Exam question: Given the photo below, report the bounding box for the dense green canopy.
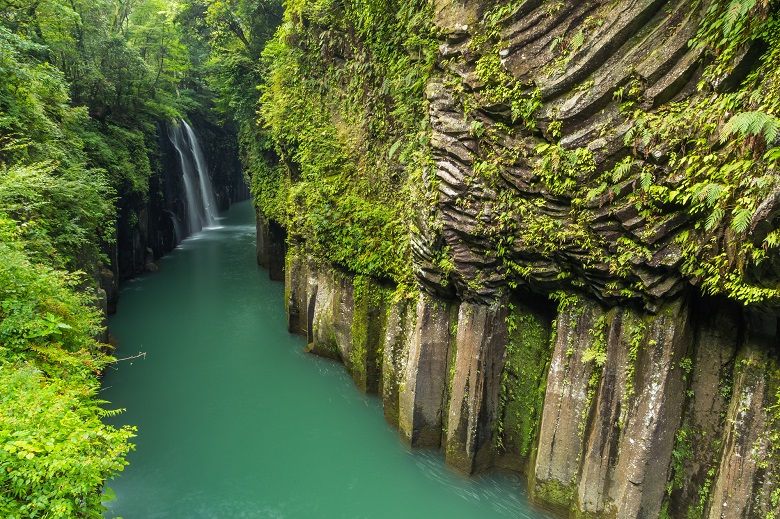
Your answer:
[0,0,280,515]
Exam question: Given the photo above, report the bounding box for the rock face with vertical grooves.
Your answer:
[253,0,780,517]
[445,301,508,473]
[268,241,780,518]
[707,312,780,519]
[399,293,455,447]
[533,299,602,512]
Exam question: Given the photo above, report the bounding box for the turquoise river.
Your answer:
[101,200,551,519]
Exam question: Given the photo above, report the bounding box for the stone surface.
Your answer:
[382,298,417,427]
[256,210,270,269]
[285,249,309,336]
[576,307,634,515]
[707,310,779,519]
[534,298,604,513]
[667,298,739,518]
[307,265,353,362]
[445,301,509,473]
[275,235,780,518]
[416,0,734,311]
[398,293,455,447]
[606,299,692,518]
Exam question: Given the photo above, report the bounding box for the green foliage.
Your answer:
[579,312,607,439]
[496,304,552,460]
[621,317,645,424]
[693,0,777,80]
[618,6,780,305]
[535,144,595,197]
[721,111,780,144]
[255,0,436,283]
[582,314,607,367]
[666,422,694,495]
[0,364,134,519]
[0,225,134,516]
[0,1,198,512]
[0,162,114,270]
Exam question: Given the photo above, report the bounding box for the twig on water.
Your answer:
[110,351,147,363]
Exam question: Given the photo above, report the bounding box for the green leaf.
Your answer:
[706,205,725,231]
[720,111,780,144]
[388,139,402,159]
[731,206,753,233]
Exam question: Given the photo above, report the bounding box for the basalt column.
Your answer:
[399,294,456,447]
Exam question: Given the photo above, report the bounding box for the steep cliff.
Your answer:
[253,1,780,517]
[112,120,246,295]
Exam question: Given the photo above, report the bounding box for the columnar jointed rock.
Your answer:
[667,299,739,518]
[445,300,509,473]
[382,299,417,427]
[575,307,635,514]
[421,0,775,311]
[707,311,780,519]
[263,0,780,517]
[399,293,456,447]
[605,299,692,518]
[534,298,604,512]
[533,298,694,517]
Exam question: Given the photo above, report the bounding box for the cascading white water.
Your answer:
[168,120,218,236]
[182,121,218,228]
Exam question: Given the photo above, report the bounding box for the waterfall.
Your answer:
[181,120,219,227]
[168,120,218,236]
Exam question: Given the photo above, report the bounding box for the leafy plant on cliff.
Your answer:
[255,0,437,283]
[0,0,202,510]
[620,0,780,305]
[0,214,134,517]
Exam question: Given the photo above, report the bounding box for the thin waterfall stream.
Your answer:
[168,121,219,236]
[101,201,552,519]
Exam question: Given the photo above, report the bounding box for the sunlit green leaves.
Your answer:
[0,364,134,519]
[720,111,780,144]
[254,0,434,283]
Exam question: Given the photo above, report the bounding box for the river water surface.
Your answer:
[102,201,551,519]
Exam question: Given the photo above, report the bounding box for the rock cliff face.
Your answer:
[253,0,780,517]
[111,120,247,308]
[259,239,779,518]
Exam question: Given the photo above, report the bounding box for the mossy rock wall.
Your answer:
[268,238,780,518]
[252,0,780,516]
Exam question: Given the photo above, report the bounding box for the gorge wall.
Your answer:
[251,0,780,517]
[259,233,779,518]
[107,119,247,312]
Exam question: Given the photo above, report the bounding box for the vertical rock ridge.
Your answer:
[707,311,780,519]
[533,297,604,513]
[277,245,780,518]
[607,299,692,518]
[382,298,417,427]
[576,307,634,515]
[445,300,509,473]
[399,293,456,447]
[667,298,739,518]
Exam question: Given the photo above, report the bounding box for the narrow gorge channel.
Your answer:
[101,201,550,519]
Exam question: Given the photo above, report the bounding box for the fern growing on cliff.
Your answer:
[720,111,780,144]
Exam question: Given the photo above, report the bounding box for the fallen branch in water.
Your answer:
[110,351,147,363]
